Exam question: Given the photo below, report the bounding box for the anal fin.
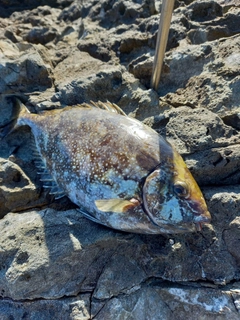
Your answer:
[77,209,107,226]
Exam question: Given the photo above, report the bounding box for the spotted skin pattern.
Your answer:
[16,101,211,234]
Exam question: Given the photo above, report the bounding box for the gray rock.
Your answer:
[144,106,240,186]
[159,34,240,116]
[0,0,240,318]
[0,158,40,218]
[93,283,240,320]
[187,1,223,22]
[184,144,240,186]
[0,40,53,94]
[223,217,240,266]
[163,107,235,153]
[58,1,83,22]
[0,190,239,299]
[0,294,91,320]
[23,26,59,45]
[222,112,240,130]
[0,209,119,300]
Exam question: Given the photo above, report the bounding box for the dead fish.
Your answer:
[12,98,211,234]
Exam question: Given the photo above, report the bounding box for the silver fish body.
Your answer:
[15,100,211,234]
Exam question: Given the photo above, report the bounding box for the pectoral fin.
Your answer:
[95,198,140,213]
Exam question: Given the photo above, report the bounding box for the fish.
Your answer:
[10,98,211,234]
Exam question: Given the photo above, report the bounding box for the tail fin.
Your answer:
[0,96,30,139]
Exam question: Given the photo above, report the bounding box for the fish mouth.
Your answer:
[195,222,202,232]
[193,211,211,232]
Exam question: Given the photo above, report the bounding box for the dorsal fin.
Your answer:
[81,101,127,116]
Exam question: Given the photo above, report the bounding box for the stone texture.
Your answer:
[0,0,239,318]
[92,284,240,320]
[0,40,53,95]
[0,158,40,218]
[0,294,91,320]
[0,209,118,300]
[161,35,240,116]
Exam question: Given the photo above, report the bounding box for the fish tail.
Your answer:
[0,96,30,139]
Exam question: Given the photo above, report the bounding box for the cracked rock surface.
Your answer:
[0,0,240,319]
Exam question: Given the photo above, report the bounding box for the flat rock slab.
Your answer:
[0,208,240,319]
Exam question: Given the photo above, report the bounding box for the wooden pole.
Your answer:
[151,0,175,91]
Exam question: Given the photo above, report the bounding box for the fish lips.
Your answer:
[188,198,211,231]
[193,211,211,231]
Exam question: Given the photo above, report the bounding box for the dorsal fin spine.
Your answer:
[86,100,127,116]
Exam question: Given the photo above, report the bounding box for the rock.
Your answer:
[0,209,119,300]
[92,283,240,320]
[184,143,240,186]
[58,1,83,22]
[0,0,240,318]
[92,284,173,319]
[0,1,68,19]
[53,64,124,105]
[24,26,58,45]
[222,112,240,130]
[163,107,234,153]
[144,107,240,186]
[2,284,239,320]
[93,253,146,300]
[0,294,91,320]
[0,40,53,94]
[53,48,117,87]
[223,218,240,266]
[187,1,223,22]
[0,196,238,295]
[0,157,43,218]
[188,8,240,44]
[157,43,213,96]
[204,186,240,234]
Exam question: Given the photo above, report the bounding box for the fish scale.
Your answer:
[14,98,211,234]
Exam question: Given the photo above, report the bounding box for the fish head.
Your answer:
[142,148,211,233]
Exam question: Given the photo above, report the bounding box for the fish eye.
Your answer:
[174,181,189,198]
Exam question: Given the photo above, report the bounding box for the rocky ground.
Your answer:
[0,0,240,319]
